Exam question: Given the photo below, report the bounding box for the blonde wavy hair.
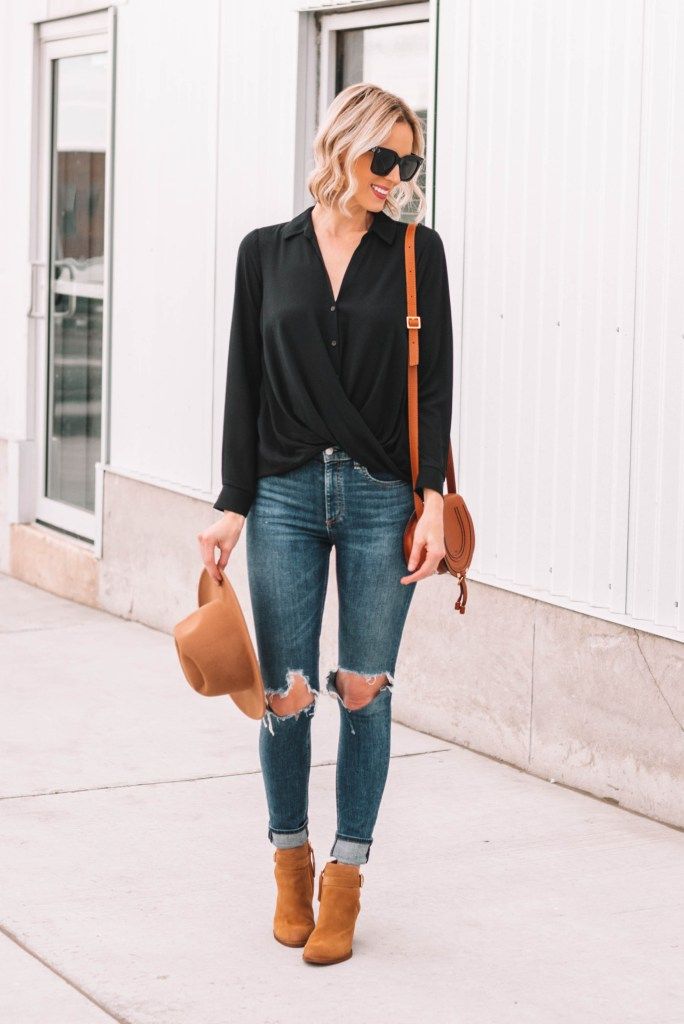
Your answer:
[306,83,427,223]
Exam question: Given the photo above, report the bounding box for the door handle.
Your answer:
[28,259,47,319]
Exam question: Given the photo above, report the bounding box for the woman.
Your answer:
[198,83,453,965]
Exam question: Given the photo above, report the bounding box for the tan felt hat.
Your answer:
[173,567,266,719]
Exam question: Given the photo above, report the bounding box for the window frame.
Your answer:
[294,2,434,224]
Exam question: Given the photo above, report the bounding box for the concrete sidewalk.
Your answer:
[0,571,682,1024]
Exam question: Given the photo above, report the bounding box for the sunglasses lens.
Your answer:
[399,157,421,181]
[370,148,395,176]
[371,148,422,181]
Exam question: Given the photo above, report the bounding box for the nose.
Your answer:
[387,163,402,184]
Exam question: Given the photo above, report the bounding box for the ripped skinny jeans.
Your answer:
[245,445,418,865]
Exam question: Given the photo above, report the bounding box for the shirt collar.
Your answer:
[282,203,398,245]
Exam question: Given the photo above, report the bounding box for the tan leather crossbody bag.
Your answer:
[401,221,475,614]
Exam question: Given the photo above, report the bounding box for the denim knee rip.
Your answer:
[325,666,395,735]
[262,668,319,736]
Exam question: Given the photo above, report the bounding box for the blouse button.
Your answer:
[330,304,336,311]
[331,339,337,346]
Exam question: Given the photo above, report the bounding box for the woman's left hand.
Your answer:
[400,489,445,584]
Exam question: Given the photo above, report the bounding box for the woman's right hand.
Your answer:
[197,511,246,583]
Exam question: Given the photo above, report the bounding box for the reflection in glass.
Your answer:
[47,297,103,510]
[47,52,107,512]
[336,22,429,220]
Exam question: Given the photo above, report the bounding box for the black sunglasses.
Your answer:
[369,145,424,182]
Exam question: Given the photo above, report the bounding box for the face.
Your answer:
[352,120,416,212]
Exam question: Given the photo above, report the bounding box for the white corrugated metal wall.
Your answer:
[106,0,301,506]
[0,0,681,645]
[627,0,684,634]
[457,0,683,641]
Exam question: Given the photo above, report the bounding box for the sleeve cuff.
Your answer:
[212,483,254,516]
[414,463,445,496]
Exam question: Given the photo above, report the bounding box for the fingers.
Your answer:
[400,537,444,584]
[401,561,439,584]
[197,531,226,583]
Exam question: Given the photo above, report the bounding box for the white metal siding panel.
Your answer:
[0,7,33,439]
[461,0,643,613]
[109,0,300,498]
[628,0,684,632]
[109,0,220,492]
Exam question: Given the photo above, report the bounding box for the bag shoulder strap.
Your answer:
[404,221,457,508]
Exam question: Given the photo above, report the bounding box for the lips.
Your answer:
[371,183,389,198]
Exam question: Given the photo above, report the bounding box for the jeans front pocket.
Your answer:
[352,460,407,486]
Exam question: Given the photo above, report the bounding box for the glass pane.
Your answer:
[47,296,103,511]
[336,22,430,220]
[47,52,107,512]
[52,53,107,286]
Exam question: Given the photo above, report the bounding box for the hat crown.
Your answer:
[172,569,265,717]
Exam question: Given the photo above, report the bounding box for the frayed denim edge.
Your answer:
[262,668,320,736]
[325,666,395,736]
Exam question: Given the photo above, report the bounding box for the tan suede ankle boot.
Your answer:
[302,859,364,965]
[272,840,316,947]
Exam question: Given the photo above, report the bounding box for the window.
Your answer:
[312,3,432,222]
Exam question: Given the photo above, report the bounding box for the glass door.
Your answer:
[33,12,113,542]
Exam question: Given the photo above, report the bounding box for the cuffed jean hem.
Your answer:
[330,835,373,865]
[268,824,309,849]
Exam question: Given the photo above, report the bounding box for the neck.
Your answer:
[312,202,373,237]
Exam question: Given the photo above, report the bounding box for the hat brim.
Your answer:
[197,568,266,719]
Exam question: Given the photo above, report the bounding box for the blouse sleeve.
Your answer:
[213,228,263,516]
[413,226,454,497]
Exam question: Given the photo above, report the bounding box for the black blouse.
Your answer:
[213,203,454,516]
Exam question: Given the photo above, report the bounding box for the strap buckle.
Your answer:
[406,315,421,329]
